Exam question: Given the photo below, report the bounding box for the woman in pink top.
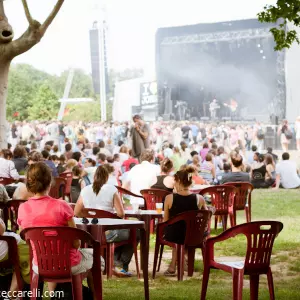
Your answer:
[18,162,102,298]
[199,142,209,162]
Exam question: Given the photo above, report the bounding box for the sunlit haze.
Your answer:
[5,0,275,75]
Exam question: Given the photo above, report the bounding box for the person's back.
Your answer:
[151,175,173,192]
[221,172,250,183]
[276,156,300,189]
[169,193,198,218]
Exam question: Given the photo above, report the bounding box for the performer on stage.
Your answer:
[209,99,220,120]
[224,99,238,119]
[175,100,187,120]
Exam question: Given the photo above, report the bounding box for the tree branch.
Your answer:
[21,0,34,26]
[40,0,64,35]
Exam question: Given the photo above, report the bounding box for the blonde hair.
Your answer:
[65,159,77,171]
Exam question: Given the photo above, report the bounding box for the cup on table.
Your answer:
[156,203,163,214]
[132,203,139,213]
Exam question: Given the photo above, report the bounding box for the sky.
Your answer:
[4,0,276,76]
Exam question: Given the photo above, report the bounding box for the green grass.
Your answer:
[44,190,300,299]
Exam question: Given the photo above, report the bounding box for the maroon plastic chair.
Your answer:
[80,208,140,279]
[223,182,254,226]
[60,172,73,201]
[0,236,23,297]
[0,177,15,185]
[201,221,283,300]
[140,189,172,234]
[21,226,102,300]
[0,202,9,229]
[153,210,212,281]
[7,200,27,232]
[116,186,144,204]
[49,177,66,199]
[200,185,236,232]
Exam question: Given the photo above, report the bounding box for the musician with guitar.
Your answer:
[209,99,220,120]
[223,99,238,119]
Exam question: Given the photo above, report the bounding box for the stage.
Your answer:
[154,18,293,122]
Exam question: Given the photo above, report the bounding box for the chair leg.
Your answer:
[267,268,275,300]
[177,245,185,281]
[107,244,114,279]
[214,216,218,230]
[153,238,160,279]
[222,215,228,231]
[157,245,164,272]
[72,274,83,300]
[229,211,235,228]
[150,220,154,234]
[232,269,244,300]
[200,265,210,300]
[133,242,140,279]
[30,272,39,300]
[250,274,260,300]
[245,207,250,223]
[187,248,195,277]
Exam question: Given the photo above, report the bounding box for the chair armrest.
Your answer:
[0,235,20,265]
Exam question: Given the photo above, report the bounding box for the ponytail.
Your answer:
[93,166,109,195]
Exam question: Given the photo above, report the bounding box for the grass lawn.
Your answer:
[101,189,300,300]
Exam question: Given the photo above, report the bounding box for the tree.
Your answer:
[27,84,59,120]
[258,1,300,50]
[0,0,65,148]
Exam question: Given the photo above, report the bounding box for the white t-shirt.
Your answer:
[126,161,158,205]
[276,160,300,189]
[80,184,117,212]
[85,166,97,184]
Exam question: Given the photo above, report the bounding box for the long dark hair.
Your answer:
[93,166,109,195]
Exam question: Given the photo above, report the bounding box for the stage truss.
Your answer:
[160,27,286,119]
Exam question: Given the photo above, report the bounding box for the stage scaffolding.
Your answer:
[159,26,286,119]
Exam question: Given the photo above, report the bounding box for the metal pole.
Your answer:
[98,20,107,121]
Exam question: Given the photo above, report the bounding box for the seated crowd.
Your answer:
[0,132,299,297]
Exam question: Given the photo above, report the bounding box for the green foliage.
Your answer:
[63,102,101,122]
[258,1,300,50]
[27,84,60,120]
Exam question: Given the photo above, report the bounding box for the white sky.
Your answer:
[5,0,276,75]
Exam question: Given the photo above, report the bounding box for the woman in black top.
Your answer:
[163,165,207,276]
[151,158,174,192]
[251,154,267,188]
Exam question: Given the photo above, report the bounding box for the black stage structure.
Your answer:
[155,19,286,122]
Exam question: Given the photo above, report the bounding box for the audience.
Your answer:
[41,150,58,177]
[12,145,28,174]
[0,149,20,180]
[151,158,175,192]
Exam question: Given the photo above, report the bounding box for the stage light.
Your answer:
[260,50,264,53]
[263,56,266,59]
[257,44,261,47]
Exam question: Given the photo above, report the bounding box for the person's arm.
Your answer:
[265,165,272,180]
[163,194,172,222]
[136,125,149,140]
[0,219,6,235]
[113,192,125,218]
[67,218,81,249]
[74,196,85,217]
[211,165,216,179]
[197,195,207,210]
[274,174,281,189]
[9,161,20,180]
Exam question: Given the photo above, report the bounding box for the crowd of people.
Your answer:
[0,115,300,296]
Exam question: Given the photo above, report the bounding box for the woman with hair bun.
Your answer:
[163,165,207,276]
[151,158,174,192]
[75,165,135,276]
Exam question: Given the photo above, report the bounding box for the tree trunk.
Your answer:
[0,60,10,149]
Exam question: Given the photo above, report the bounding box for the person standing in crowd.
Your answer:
[130,115,150,162]
[295,116,300,151]
[278,119,292,152]
[275,152,300,189]
[254,122,264,152]
[58,121,66,151]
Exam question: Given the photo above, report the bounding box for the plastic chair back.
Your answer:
[80,208,120,220]
[115,186,144,199]
[140,189,172,210]
[49,177,66,199]
[0,178,14,185]
[223,182,253,210]
[200,185,236,214]
[21,226,99,280]
[60,172,73,195]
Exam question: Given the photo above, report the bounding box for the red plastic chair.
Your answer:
[0,178,15,185]
[21,226,102,300]
[201,221,283,300]
[7,200,27,232]
[80,208,140,279]
[0,202,9,229]
[0,235,23,296]
[200,185,236,232]
[223,182,254,226]
[60,172,73,201]
[140,189,172,234]
[153,210,212,281]
[115,186,144,208]
[49,177,66,199]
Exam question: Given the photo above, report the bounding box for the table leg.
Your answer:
[140,227,149,300]
[140,215,151,272]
